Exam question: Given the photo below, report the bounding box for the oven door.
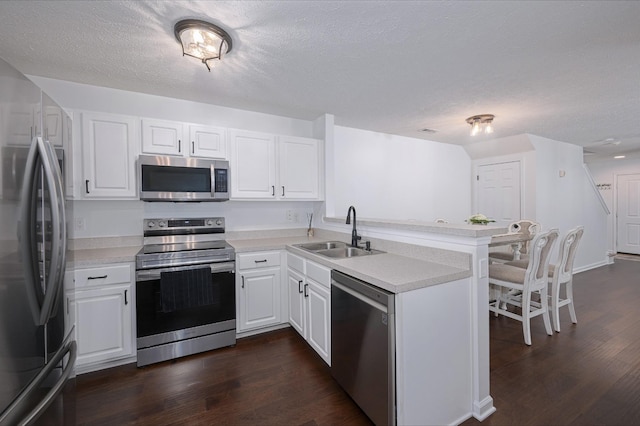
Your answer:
[135,262,235,366]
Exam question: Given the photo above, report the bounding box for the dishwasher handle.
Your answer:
[332,280,388,313]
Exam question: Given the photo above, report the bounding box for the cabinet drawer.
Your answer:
[287,253,305,274]
[237,251,281,270]
[74,264,132,289]
[306,261,331,288]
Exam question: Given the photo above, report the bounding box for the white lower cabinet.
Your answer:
[287,253,331,365]
[65,263,135,373]
[236,251,283,332]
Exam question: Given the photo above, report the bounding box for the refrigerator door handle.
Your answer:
[41,138,67,323]
[18,137,44,325]
[0,328,77,426]
[17,137,66,326]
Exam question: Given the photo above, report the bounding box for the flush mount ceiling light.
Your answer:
[466,114,495,136]
[174,19,232,71]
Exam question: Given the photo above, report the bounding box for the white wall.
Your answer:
[70,200,321,239]
[529,135,608,270]
[329,126,471,222]
[28,76,314,137]
[586,156,640,254]
[468,134,608,271]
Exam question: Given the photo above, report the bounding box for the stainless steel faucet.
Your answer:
[345,205,361,247]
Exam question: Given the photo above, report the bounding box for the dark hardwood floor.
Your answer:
[71,259,640,426]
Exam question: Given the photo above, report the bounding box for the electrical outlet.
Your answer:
[286,210,298,223]
[75,217,86,231]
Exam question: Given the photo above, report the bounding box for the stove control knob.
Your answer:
[147,221,155,228]
[216,219,223,226]
[158,221,166,228]
[206,219,214,226]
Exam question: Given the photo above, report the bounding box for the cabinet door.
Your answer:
[69,284,133,367]
[287,268,306,337]
[81,112,138,198]
[189,125,227,159]
[278,135,321,199]
[141,118,184,155]
[238,267,281,331]
[306,279,331,365]
[229,129,276,199]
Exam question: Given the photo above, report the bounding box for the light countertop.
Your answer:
[68,246,141,268]
[68,235,472,294]
[229,236,471,294]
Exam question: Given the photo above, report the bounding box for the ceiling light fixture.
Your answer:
[614,155,626,159]
[174,19,232,71]
[466,114,495,136]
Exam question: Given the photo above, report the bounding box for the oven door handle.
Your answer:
[136,261,235,282]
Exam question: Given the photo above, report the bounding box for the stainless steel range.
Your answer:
[135,217,236,367]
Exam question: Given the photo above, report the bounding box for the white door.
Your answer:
[81,112,138,198]
[70,285,132,367]
[278,136,321,199]
[238,267,281,331]
[189,125,227,159]
[477,161,521,226]
[141,118,184,155]
[229,129,276,198]
[617,173,640,254]
[306,279,331,365]
[287,269,306,337]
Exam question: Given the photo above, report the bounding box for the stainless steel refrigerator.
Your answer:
[0,57,76,425]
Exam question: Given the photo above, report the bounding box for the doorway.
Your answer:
[476,161,522,227]
[616,173,640,255]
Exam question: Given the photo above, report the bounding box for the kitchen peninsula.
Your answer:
[230,218,504,425]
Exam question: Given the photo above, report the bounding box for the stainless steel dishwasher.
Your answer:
[331,270,395,426]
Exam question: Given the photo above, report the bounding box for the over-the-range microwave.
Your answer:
[138,154,229,202]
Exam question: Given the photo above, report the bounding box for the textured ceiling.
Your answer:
[0,1,639,159]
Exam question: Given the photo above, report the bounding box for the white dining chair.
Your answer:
[507,226,584,332]
[489,228,559,345]
[489,220,540,263]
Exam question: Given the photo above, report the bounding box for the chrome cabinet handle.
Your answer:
[192,141,195,154]
[271,186,275,196]
[178,140,181,152]
[87,275,108,280]
[85,179,90,194]
[241,276,245,289]
[254,259,267,264]
[304,283,309,298]
[124,289,128,305]
[298,280,303,294]
[282,186,285,196]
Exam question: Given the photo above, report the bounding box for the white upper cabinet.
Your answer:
[81,112,138,199]
[229,129,323,200]
[141,119,227,159]
[278,135,321,200]
[189,124,227,159]
[229,129,277,198]
[141,118,184,156]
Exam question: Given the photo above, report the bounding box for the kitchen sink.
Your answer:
[315,246,385,258]
[295,240,384,258]
[296,241,348,251]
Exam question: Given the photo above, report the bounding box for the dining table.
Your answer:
[489,232,533,261]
